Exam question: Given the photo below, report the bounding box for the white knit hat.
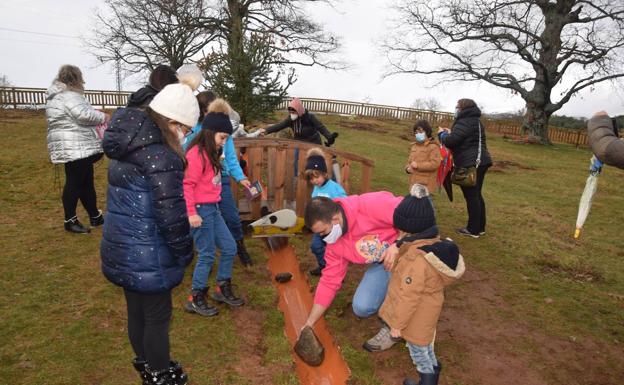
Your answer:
[149,82,199,127]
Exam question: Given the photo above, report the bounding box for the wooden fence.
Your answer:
[0,86,590,146]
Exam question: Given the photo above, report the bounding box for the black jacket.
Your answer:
[126,85,159,109]
[100,108,193,294]
[441,106,492,168]
[266,110,333,144]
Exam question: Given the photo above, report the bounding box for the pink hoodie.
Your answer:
[183,145,222,216]
[313,191,403,307]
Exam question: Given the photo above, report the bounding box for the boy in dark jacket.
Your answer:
[265,98,338,145]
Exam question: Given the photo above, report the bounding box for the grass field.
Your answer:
[1,109,623,385]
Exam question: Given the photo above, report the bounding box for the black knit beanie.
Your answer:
[202,112,233,134]
[393,184,436,234]
[305,155,327,173]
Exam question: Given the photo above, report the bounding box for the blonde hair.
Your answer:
[207,98,231,115]
[306,147,325,158]
[304,169,327,181]
[55,64,84,93]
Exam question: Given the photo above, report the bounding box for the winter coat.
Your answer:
[126,85,159,109]
[380,237,465,346]
[100,107,193,294]
[441,106,492,168]
[406,139,442,193]
[45,81,106,164]
[587,115,624,169]
[314,192,403,307]
[266,110,333,144]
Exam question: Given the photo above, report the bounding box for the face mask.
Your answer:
[415,132,427,143]
[323,223,343,244]
[290,113,299,121]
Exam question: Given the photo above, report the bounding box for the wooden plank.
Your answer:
[273,149,287,210]
[285,149,295,201]
[361,164,372,193]
[295,152,309,217]
[341,161,351,194]
[267,147,276,200]
[248,147,263,218]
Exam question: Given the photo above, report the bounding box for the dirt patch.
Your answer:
[489,160,537,173]
[337,120,388,134]
[535,254,604,283]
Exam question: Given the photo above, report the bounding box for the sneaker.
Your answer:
[184,288,219,317]
[456,228,480,238]
[363,325,401,352]
[90,210,104,227]
[212,279,245,307]
[479,231,486,236]
[64,216,90,234]
[308,266,324,276]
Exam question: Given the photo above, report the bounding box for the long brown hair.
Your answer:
[146,108,187,167]
[55,64,85,93]
[196,91,217,122]
[186,128,221,175]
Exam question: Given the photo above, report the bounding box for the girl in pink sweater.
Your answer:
[183,99,245,317]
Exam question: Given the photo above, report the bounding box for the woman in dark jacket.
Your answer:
[265,98,338,145]
[101,80,199,385]
[439,99,493,238]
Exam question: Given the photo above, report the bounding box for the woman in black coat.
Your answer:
[439,99,493,238]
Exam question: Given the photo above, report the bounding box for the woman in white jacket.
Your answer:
[46,65,108,233]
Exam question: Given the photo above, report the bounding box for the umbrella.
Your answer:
[437,145,453,201]
[574,156,602,239]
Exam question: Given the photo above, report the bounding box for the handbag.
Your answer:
[451,121,482,187]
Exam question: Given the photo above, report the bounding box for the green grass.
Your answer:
[1,110,624,384]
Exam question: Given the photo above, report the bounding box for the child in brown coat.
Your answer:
[379,184,465,385]
[405,120,442,194]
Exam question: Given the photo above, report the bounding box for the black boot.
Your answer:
[184,288,219,317]
[236,239,253,266]
[90,210,104,227]
[132,357,149,385]
[403,371,438,385]
[146,362,188,385]
[212,279,245,307]
[433,361,442,384]
[64,216,90,234]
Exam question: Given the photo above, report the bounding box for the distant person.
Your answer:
[265,98,338,145]
[101,78,199,384]
[587,111,624,169]
[405,119,442,194]
[438,98,492,238]
[45,64,108,234]
[126,64,178,109]
[303,148,347,276]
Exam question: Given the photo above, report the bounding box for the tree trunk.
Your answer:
[523,103,552,144]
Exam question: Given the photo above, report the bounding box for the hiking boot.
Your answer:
[90,210,104,227]
[184,288,219,317]
[363,324,401,352]
[403,371,438,385]
[64,216,90,234]
[455,228,479,238]
[236,239,253,267]
[309,266,324,276]
[212,279,245,307]
[132,357,149,385]
[146,362,188,385]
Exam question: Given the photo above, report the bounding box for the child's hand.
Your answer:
[240,179,252,189]
[189,215,202,228]
[410,161,418,170]
[381,243,399,271]
[390,327,402,338]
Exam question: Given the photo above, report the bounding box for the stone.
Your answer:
[294,326,324,367]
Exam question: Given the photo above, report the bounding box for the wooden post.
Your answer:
[273,149,286,210]
[361,164,372,193]
[12,87,17,109]
[341,161,351,194]
[285,149,295,201]
[248,147,263,218]
[295,153,309,217]
[575,130,582,148]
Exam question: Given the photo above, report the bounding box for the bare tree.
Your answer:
[385,0,624,143]
[88,0,219,73]
[0,74,11,87]
[411,96,441,111]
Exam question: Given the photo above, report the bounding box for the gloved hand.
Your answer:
[590,155,603,174]
[324,132,339,147]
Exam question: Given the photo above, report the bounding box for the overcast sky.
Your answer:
[1,0,623,117]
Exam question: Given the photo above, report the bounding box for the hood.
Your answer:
[289,98,305,116]
[456,105,481,120]
[420,239,465,280]
[103,108,163,160]
[127,85,159,108]
[47,81,68,100]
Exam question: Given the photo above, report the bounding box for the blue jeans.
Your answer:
[352,263,391,318]
[191,203,237,289]
[219,176,243,241]
[407,342,437,374]
[310,234,326,268]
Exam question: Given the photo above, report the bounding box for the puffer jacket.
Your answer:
[45,81,106,164]
[587,115,624,169]
[441,106,492,168]
[380,237,465,346]
[406,139,442,193]
[265,110,333,144]
[100,108,193,294]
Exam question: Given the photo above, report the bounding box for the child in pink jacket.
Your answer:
[301,191,404,348]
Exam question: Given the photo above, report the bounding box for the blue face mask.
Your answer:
[415,132,427,143]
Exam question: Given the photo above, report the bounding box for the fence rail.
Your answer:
[0,86,589,146]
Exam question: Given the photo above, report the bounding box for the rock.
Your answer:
[294,326,325,366]
[275,272,292,283]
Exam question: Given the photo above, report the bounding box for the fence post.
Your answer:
[575,130,582,149]
[12,87,17,109]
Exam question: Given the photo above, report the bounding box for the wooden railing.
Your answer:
[0,86,591,146]
[232,137,374,219]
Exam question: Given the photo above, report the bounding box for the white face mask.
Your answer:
[323,223,343,244]
[290,113,299,121]
[415,132,427,143]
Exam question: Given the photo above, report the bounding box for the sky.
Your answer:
[1,0,623,117]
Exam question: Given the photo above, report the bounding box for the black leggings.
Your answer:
[459,165,489,234]
[62,153,102,220]
[124,289,172,371]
